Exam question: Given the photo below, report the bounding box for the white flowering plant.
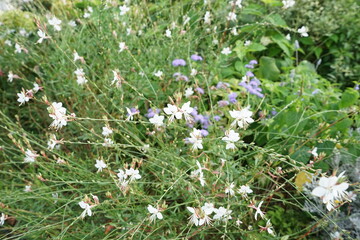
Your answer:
[0,0,359,239]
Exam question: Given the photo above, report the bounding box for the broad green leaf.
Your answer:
[259,56,280,80]
[247,43,267,52]
[339,88,359,108]
[266,14,288,27]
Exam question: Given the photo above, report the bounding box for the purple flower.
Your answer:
[213,115,221,121]
[200,129,209,137]
[173,72,189,82]
[239,78,264,98]
[312,89,320,95]
[271,108,277,116]
[249,60,258,65]
[191,54,203,61]
[245,64,254,69]
[354,84,359,90]
[127,107,140,117]
[218,100,229,107]
[195,87,205,94]
[216,82,230,89]
[145,108,161,118]
[228,92,237,104]
[172,59,186,66]
[246,71,255,77]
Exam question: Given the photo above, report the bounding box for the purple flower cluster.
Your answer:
[228,92,237,104]
[195,87,205,94]
[191,54,203,61]
[173,72,189,82]
[189,108,211,129]
[218,100,229,107]
[238,60,264,98]
[127,107,140,116]
[239,77,264,98]
[172,59,186,67]
[216,82,230,89]
[213,115,221,121]
[245,60,258,69]
[145,108,161,118]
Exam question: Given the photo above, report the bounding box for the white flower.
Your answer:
[190,161,206,186]
[15,43,22,54]
[183,15,190,25]
[260,219,275,236]
[185,88,194,98]
[36,30,50,44]
[149,114,165,127]
[17,91,29,106]
[221,47,232,55]
[285,34,291,40]
[282,0,295,9]
[48,16,62,31]
[187,206,212,226]
[238,185,253,197]
[117,169,127,182]
[119,5,130,15]
[125,168,141,182]
[311,172,349,211]
[311,147,318,158]
[126,107,138,121]
[111,70,123,87]
[47,134,61,150]
[202,203,215,215]
[204,11,211,24]
[24,149,38,163]
[24,185,32,192]
[73,51,84,63]
[79,201,92,218]
[163,101,194,123]
[48,102,68,130]
[165,29,172,38]
[102,126,113,136]
[68,20,77,27]
[222,130,240,149]
[231,27,238,36]
[33,83,40,93]
[8,71,19,82]
[187,128,203,151]
[297,26,309,37]
[147,205,163,223]
[191,68,198,76]
[0,213,6,226]
[244,40,252,46]
[253,201,265,220]
[95,160,107,172]
[229,107,254,129]
[19,28,28,37]
[213,207,232,221]
[225,182,236,196]
[119,42,127,52]
[154,70,163,78]
[74,68,88,85]
[227,12,237,21]
[102,138,114,147]
[5,40,12,46]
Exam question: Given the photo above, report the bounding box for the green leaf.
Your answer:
[242,4,265,16]
[339,88,359,108]
[271,33,291,57]
[265,14,287,27]
[290,146,311,164]
[259,56,280,80]
[234,61,244,72]
[234,40,246,61]
[247,43,267,52]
